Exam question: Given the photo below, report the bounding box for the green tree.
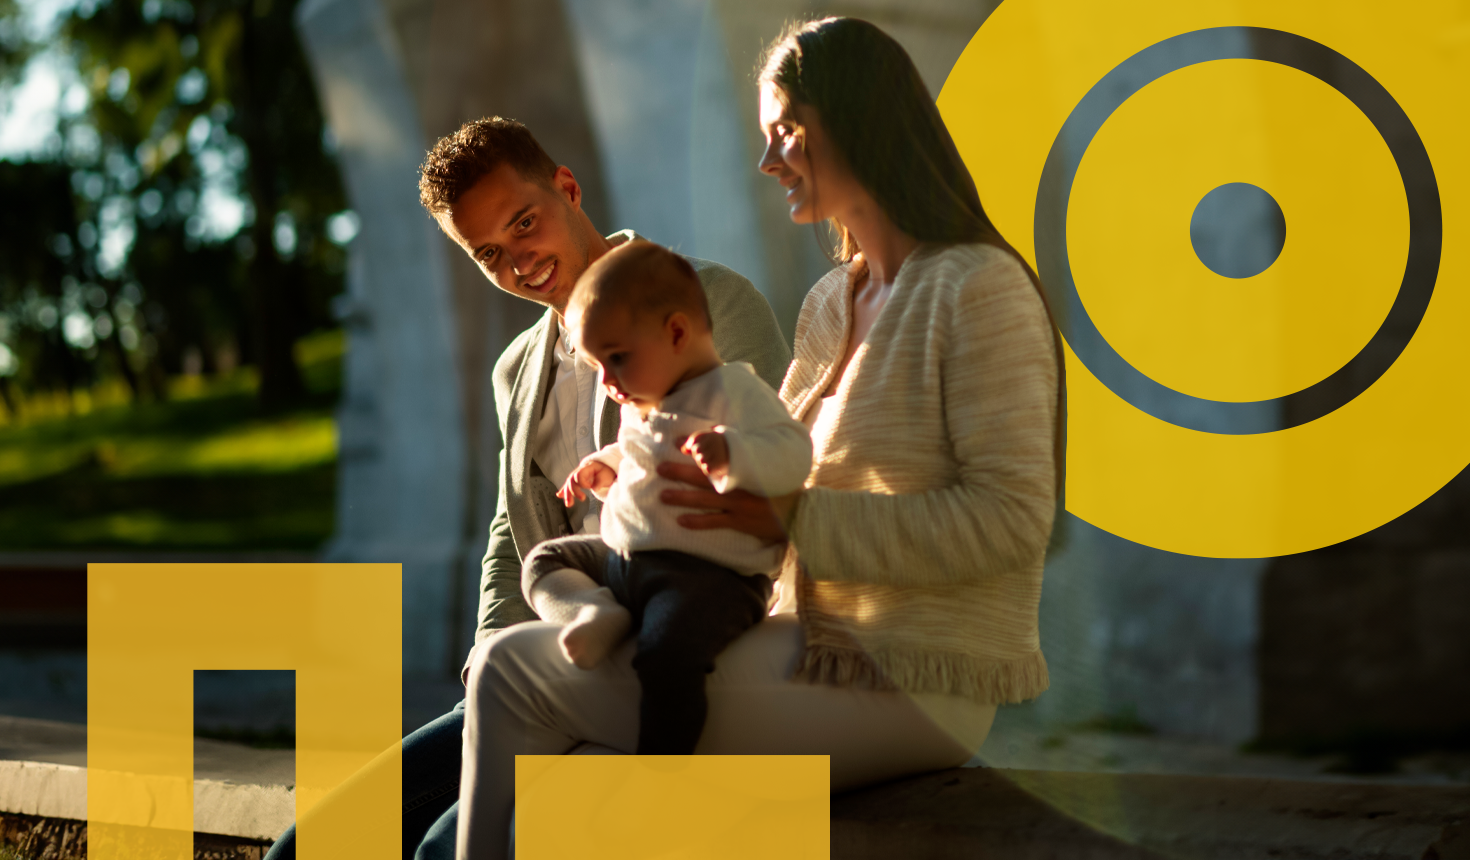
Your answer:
[0,0,349,410]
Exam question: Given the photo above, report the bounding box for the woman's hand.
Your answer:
[656,462,798,546]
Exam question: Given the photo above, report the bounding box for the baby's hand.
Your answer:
[558,456,617,506]
[681,430,730,482]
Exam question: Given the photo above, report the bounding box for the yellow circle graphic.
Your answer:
[1073,59,1406,402]
[939,1,1470,557]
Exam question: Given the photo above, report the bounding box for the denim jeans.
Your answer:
[262,700,464,860]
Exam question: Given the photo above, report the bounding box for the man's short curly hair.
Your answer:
[418,117,558,216]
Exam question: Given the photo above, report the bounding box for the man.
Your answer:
[264,117,789,860]
[420,118,789,650]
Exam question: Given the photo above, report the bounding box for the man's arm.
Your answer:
[472,330,541,650]
[476,447,536,644]
[691,258,792,390]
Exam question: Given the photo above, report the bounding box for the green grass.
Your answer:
[0,329,344,551]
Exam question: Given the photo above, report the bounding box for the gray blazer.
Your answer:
[475,233,791,646]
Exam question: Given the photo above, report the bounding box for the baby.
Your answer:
[519,240,812,755]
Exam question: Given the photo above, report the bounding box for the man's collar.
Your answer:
[545,229,643,334]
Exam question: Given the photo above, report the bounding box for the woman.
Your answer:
[456,17,1062,859]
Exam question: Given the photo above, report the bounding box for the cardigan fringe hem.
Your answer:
[792,643,1050,704]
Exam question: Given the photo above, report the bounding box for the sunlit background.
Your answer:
[0,1,1467,856]
[0,0,356,552]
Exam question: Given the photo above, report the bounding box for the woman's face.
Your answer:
[757,83,864,225]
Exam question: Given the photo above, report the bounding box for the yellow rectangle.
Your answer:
[88,563,401,860]
[516,754,829,860]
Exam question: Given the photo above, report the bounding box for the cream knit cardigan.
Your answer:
[780,242,1058,704]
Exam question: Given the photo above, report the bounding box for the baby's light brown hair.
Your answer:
[568,240,713,331]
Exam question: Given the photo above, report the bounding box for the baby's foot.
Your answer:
[559,602,632,669]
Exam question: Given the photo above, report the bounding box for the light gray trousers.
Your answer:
[455,614,997,860]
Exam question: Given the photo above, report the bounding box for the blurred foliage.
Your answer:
[0,0,29,83]
[0,328,342,549]
[0,0,351,412]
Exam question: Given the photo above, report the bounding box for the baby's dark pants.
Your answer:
[523,535,772,754]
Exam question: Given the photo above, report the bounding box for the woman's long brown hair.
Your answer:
[759,16,1068,504]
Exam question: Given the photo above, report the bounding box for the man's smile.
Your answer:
[523,260,557,293]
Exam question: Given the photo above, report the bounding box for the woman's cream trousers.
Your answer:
[455,614,997,860]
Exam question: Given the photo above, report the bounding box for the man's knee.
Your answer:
[466,622,563,697]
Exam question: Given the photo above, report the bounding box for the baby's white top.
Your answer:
[592,363,813,574]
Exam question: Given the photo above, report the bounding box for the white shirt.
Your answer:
[532,321,603,535]
[590,363,812,574]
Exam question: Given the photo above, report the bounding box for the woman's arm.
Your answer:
[793,258,1058,586]
[663,252,1058,587]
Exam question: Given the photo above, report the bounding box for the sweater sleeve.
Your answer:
[715,368,813,497]
[790,253,1058,588]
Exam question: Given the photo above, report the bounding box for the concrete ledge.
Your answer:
[193,780,293,843]
[1,715,294,843]
[0,761,86,821]
[0,760,293,842]
[6,708,1468,860]
[833,767,1470,859]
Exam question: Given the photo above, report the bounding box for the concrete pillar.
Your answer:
[380,0,615,670]
[295,0,467,679]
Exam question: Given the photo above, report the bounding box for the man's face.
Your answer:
[440,163,593,313]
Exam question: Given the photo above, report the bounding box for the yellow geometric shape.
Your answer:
[88,563,401,860]
[1070,58,1407,402]
[517,755,829,860]
[940,0,1470,557]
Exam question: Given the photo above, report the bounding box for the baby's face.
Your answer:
[571,304,689,417]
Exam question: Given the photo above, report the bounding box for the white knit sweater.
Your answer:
[781,242,1059,703]
[594,363,812,574]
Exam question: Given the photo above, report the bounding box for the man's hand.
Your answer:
[680,430,730,482]
[558,455,617,506]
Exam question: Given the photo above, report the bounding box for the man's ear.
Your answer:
[551,165,581,210]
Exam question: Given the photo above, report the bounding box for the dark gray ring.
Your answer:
[1034,26,1442,435]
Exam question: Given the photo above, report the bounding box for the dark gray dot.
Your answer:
[1190,182,1287,279]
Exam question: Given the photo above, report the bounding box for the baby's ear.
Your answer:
[666,311,691,350]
